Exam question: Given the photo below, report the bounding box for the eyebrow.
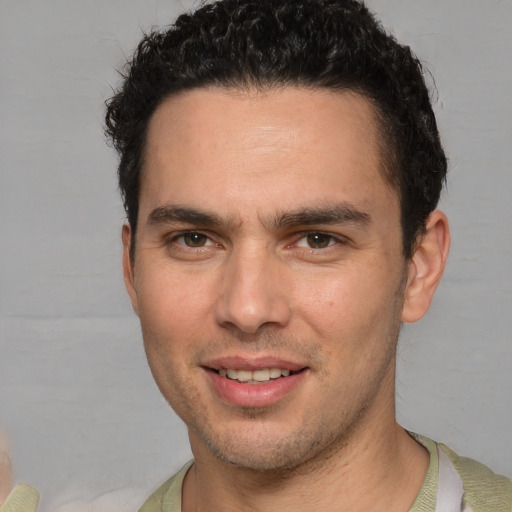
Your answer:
[270,203,371,230]
[147,205,223,227]
[147,202,371,231]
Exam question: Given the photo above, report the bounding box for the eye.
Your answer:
[163,230,223,260]
[177,232,211,248]
[296,232,337,249]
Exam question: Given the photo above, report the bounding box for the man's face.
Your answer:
[124,87,411,471]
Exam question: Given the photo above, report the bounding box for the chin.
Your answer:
[210,444,314,472]
[193,419,344,473]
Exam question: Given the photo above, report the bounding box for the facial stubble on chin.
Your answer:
[187,322,403,475]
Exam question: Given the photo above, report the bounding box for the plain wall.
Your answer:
[1,1,510,510]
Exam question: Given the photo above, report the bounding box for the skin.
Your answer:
[0,433,12,505]
[123,87,450,511]
[0,433,39,512]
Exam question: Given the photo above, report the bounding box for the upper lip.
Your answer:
[202,355,307,372]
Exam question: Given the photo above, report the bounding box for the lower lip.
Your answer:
[205,369,308,408]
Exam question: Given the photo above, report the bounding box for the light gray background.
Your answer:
[1,1,510,510]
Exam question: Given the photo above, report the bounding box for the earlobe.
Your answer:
[122,223,140,316]
[401,210,450,323]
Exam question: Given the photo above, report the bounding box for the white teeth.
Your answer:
[252,369,270,382]
[218,368,294,382]
[236,370,252,382]
[269,368,282,378]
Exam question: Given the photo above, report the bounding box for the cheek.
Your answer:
[292,264,401,338]
[136,270,209,396]
[297,283,350,334]
[136,266,217,347]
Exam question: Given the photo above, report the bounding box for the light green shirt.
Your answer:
[138,435,512,512]
[0,484,39,512]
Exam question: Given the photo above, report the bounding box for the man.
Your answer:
[104,0,511,511]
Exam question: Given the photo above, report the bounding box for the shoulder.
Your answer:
[438,442,512,512]
[138,461,193,512]
[409,432,511,512]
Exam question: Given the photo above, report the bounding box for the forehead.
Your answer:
[141,87,397,222]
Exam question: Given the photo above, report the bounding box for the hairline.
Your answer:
[130,83,406,260]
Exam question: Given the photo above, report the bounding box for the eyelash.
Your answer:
[167,231,218,250]
[166,230,347,252]
[294,232,342,250]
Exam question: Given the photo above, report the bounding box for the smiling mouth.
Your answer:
[212,368,305,384]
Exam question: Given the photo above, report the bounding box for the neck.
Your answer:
[183,379,428,512]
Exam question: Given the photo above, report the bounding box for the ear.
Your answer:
[122,223,140,316]
[401,210,450,323]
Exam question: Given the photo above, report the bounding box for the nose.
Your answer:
[214,246,292,335]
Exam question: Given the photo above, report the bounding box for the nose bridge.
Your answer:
[215,240,291,334]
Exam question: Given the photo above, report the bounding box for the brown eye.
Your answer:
[305,233,334,249]
[182,232,208,247]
